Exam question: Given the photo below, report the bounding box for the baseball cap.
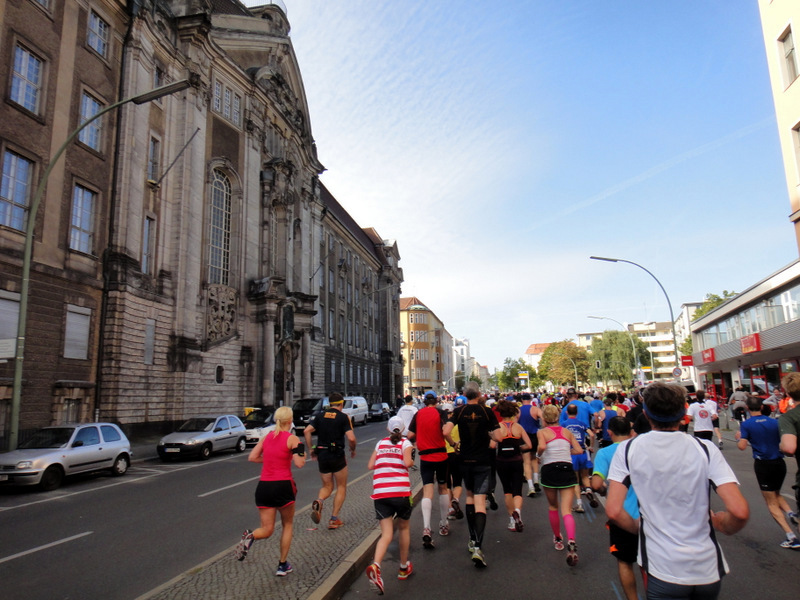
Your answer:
[388,416,405,433]
[424,390,437,400]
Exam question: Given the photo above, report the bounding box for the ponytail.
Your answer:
[390,430,403,444]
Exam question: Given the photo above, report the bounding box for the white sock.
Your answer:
[533,473,539,483]
[438,494,450,521]
[421,497,432,529]
[527,479,534,489]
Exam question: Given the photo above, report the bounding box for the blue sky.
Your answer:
[251,1,796,372]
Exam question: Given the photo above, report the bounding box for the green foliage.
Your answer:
[538,341,589,388]
[692,291,737,321]
[588,330,650,387]
[495,357,539,392]
[679,336,693,357]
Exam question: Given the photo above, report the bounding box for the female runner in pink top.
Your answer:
[537,404,584,567]
[234,406,305,577]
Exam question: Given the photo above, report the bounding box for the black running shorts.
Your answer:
[255,479,297,508]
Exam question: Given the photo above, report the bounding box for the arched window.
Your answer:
[208,169,231,285]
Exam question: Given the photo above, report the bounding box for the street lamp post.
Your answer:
[588,315,640,378]
[589,256,680,375]
[9,79,192,450]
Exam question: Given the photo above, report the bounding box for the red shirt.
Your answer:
[408,406,447,462]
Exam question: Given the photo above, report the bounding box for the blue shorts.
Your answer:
[571,452,593,472]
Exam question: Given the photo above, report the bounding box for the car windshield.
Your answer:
[244,412,266,424]
[19,427,75,449]
[294,399,318,411]
[177,418,215,432]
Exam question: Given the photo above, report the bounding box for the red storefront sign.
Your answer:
[702,348,716,364]
[741,333,762,354]
[681,355,694,367]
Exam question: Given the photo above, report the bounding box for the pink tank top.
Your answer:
[260,430,293,481]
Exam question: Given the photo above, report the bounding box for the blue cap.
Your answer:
[424,390,437,399]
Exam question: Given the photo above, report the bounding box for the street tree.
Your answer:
[496,357,539,392]
[538,341,589,389]
[588,330,651,389]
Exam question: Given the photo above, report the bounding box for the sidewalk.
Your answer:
[130,433,422,600]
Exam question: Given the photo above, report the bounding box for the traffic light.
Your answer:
[595,360,601,369]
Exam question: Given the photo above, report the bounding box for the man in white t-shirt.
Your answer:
[687,389,719,443]
[396,395,419,435]
[606,382,749,599]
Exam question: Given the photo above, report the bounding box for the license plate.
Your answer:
[165,448,180,453]
[0,474,8,481]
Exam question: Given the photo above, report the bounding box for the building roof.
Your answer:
[524,343,551,355]
[320,182,383,265]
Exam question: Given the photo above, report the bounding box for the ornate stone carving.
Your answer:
[206,284,238,344]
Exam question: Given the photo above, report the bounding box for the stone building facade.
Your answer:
[0,0,403,444]
[0,0,130,444]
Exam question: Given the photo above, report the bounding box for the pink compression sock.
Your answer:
[548,509,561,537]
[563,513,576,540]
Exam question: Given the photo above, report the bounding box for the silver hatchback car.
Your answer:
[157,415,247,460]
[0,423,132,491]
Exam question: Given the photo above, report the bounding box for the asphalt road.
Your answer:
[342,431,800,600]
[0,419,389,600]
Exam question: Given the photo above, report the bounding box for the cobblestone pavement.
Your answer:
[134,464,423,600]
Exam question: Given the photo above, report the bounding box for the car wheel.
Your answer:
[199,443,212,460]
[110,454,129,476]
[235,437,246,453]
[39,465,64,491]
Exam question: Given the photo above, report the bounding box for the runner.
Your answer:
[687,389,719,446]
[365,416,415,595]
[518,392,543,496]
[494,400,532,532]
[537,404,585,566]
[563,403,598,513]
[443,402,465,521]
[303,392,357,530]
[737,394,800,549]
[590,416,640,600]
[407,391,450,548]
[443,381,503,568]
[607,382,749,599]
[234,406,305,577]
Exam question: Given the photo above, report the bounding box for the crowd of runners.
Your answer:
[231,377,800,600]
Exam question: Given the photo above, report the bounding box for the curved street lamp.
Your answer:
[9,79,192,450]
[589,256,679,375]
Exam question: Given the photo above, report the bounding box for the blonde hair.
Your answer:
[274,406,294,432]
[542,404,560,424]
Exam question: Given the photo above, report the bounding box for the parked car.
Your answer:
[242,406,276,445]
[157,415,247,460]
[369,402,392,421]
[292,397,327,432]
[0,423,131,491]
[342,396,369,426]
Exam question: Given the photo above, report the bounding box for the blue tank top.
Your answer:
[519,404,540,434]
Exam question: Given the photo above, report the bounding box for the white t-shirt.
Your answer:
[688,401,718,433]
[608,431,738,586]
[395,404,418,435]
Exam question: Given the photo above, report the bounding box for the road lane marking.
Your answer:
[0,531,93,565]
[198,476,260,498]
[0,453,246,512]
[357,437,376,445]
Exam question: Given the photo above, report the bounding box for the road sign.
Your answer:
[672,367,682,377]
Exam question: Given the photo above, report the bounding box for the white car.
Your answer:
[0,423,131,491]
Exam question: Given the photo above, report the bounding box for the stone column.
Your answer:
[301,329,311,397]
[263,317,275,405]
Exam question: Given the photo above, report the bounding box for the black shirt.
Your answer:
[449,403,500,464]
[310,408,352,453]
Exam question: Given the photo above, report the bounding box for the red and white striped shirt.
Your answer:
[371,436,412,499]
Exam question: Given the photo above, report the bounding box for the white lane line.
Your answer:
[357,437,376,445]
[198,476,260,498]
[0,531,93,565]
